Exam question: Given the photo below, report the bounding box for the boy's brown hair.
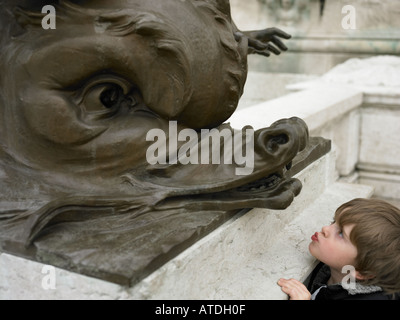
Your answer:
[335,198,400,295]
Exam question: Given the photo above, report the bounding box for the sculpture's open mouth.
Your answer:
[235,164,291,193]
[153,161,301,214]
[149,133,332,216]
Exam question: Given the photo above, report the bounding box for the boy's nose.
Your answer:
[321,225,330,237]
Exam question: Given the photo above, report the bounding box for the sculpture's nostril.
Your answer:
[266,134,289,152]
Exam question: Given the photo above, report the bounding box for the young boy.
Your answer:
[278,198,400,300]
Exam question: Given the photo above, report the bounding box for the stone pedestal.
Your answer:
[0,147,373,299]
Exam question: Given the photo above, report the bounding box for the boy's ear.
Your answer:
[355,271,375,281]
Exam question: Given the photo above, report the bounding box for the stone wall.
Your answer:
[286,55,400,201]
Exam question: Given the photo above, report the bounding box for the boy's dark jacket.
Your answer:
[306,262,399,300]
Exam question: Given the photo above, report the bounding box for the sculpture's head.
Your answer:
[0,0,309,243]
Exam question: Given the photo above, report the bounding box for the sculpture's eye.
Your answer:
[100,84,124,109]
[78,80,137,119]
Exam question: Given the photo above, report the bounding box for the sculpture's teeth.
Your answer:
[236,173,282,193]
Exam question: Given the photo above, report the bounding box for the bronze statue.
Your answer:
[0,1,324,285]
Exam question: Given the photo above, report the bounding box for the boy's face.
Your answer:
[309,222,358,271]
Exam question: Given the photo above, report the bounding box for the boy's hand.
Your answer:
[278,278,311,300]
